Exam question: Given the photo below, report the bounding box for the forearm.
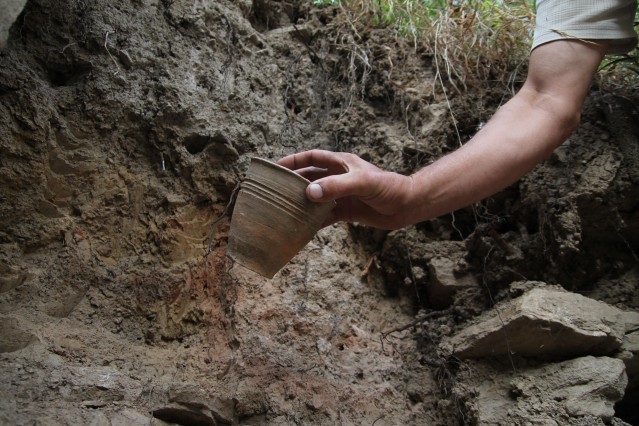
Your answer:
[400,40,608,226]
[402,90,579,225]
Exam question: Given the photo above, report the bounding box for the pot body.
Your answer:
[227,157,336,278]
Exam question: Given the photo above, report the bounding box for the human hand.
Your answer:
[277,150,414,230]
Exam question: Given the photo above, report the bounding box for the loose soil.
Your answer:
[0,1,638,425]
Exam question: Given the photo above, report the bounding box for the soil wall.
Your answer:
[1,1,638,424]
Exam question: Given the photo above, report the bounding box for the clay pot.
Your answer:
[227,157,336,278]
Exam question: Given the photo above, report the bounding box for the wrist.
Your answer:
[387,172,427,228]
[401,168,436,226]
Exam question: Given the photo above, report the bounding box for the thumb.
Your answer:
[307,182,325,201]
[306,174,368,202]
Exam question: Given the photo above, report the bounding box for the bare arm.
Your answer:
[278,40,609,230]
[401,39,609,224]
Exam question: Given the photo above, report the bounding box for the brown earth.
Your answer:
[0,0,638,425]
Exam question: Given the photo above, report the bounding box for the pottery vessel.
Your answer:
[227,157,336,278]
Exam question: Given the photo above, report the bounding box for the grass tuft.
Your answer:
[315,0,535,90]
[314,0,639,91]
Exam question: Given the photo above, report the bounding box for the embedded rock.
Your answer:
[441,286,630,359]
[474,356,627,424]
[163,384,236,425]
[617,329,639,391]
[427,256,478,309]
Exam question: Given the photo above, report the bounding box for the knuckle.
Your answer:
[343,152,359,162]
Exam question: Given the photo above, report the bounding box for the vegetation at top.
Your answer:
[313,0,639,90]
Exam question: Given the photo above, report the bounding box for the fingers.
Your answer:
[294,166,331,182]
[279,150,381,203]
[279,150,373,201]
[278,150,351,175]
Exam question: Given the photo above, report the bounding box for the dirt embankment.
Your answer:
[1,1,638,425]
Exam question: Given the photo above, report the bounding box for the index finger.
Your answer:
[277,150,350,175]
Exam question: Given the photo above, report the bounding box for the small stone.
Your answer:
[118,50,133,69]
[427,256,478,309]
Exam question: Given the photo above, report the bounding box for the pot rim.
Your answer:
[250,157,312,185]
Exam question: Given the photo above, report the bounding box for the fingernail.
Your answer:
[308,183,323,200]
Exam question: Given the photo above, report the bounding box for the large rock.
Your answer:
[441,286,636,359]
[473,356,627,424]
[512,356,627,421]
[617,329,639,391]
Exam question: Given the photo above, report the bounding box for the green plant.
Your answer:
[313,0,536,89]
[312,0,638,90]
[598,10,639,88]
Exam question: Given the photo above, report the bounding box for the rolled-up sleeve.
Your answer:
[533,0,637,54]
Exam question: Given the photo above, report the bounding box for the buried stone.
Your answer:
[427,255,478,309]
[152,406,217,426]
[472,356,627,424]
[440,285,639,359]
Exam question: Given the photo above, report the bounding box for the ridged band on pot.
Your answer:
[227,157,336,278]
